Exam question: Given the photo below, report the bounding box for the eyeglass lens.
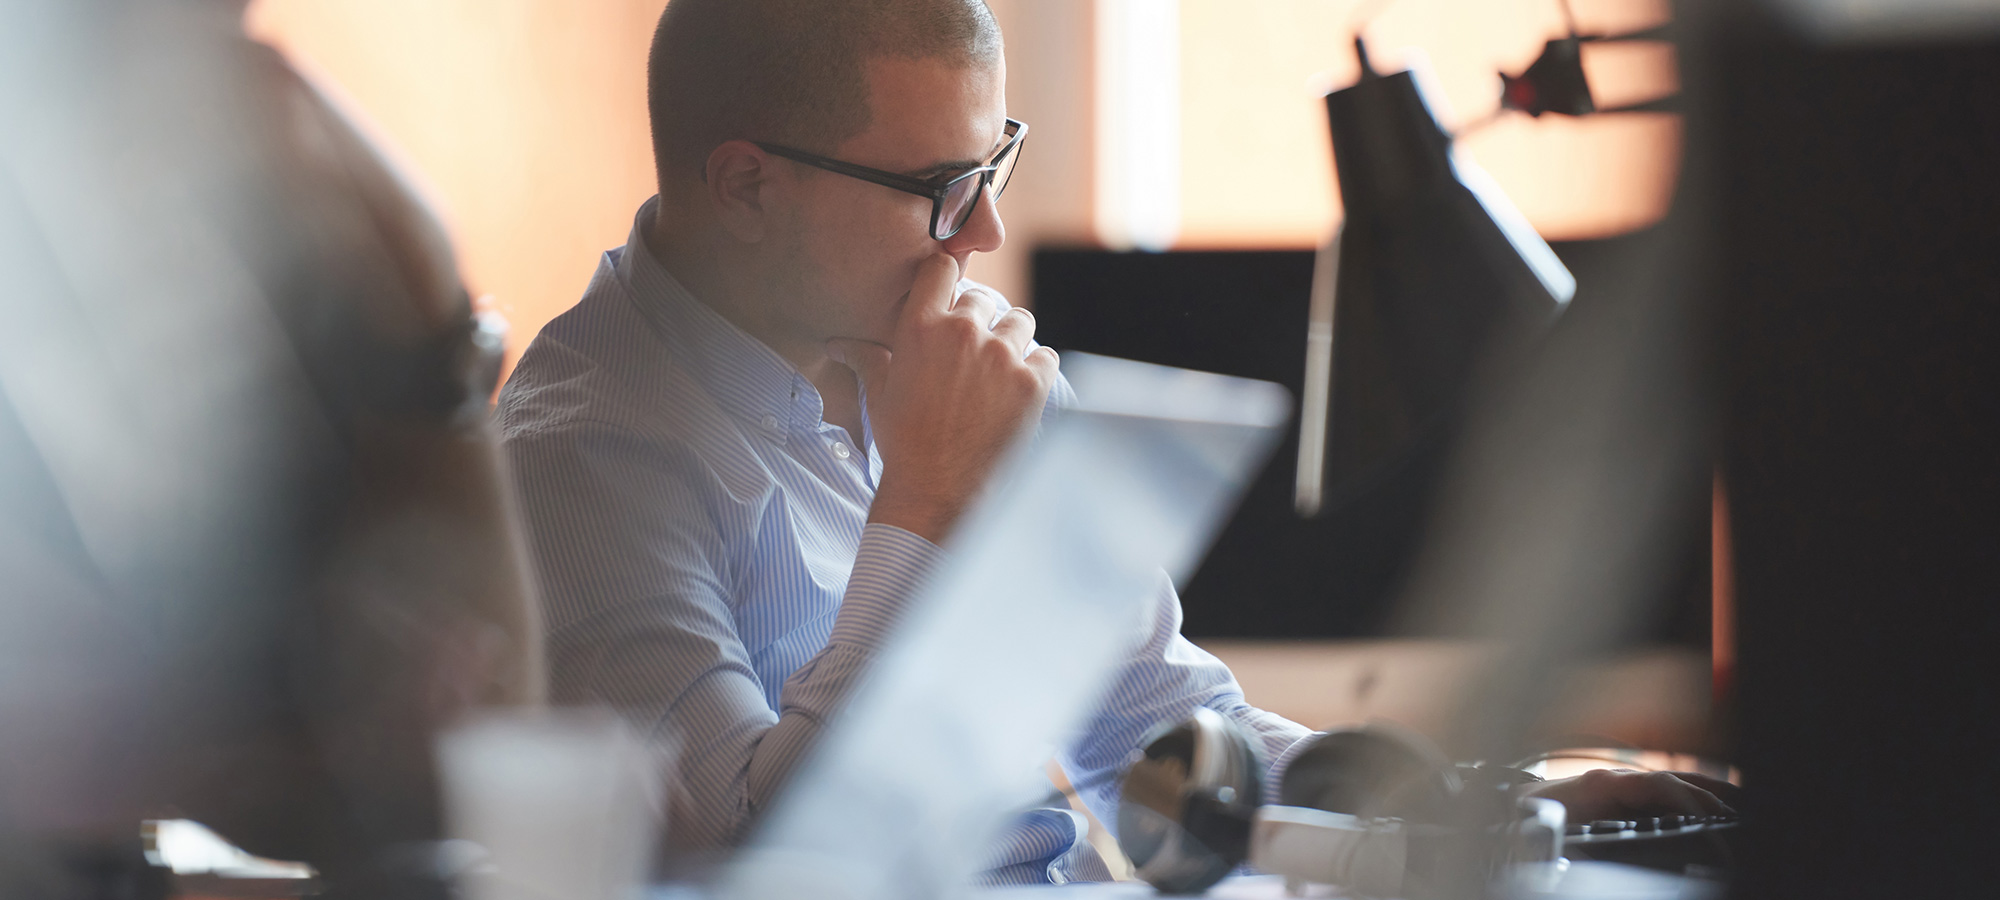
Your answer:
[936,137,1022,239]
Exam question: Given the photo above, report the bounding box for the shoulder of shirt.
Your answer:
[497,275,697,438]
[494,279,784,507]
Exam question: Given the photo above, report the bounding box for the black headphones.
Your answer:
[1117,712,1560,896]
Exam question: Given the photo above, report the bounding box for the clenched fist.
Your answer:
[826,253,1059,543]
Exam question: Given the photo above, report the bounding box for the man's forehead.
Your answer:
[841,55,1006,173]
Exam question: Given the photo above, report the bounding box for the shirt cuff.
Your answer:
[825,521,944,649]
[973,807,1115,886]
[1264,729,1326,807]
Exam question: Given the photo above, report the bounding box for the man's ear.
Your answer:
[705,140,775,244]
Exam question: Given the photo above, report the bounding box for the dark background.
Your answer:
[1687,16,2000,896]
[1031,234,1712,650]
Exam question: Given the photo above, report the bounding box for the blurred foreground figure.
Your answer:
[0,1,542,897]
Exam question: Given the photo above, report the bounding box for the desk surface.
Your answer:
[971,863,1720,899]
[974,874,1298,899]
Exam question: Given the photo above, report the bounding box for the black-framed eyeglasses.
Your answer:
[755,118,1027,241]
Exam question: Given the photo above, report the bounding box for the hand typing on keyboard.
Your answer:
[1521,768,1739,822]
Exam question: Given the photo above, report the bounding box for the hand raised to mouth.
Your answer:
[827,252,1058,544]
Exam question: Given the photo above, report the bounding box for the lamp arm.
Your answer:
[1294,226,1343,517]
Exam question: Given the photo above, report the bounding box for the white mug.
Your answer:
[437,708,665,900]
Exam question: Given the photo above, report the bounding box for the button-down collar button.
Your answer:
[831,441,851,460]
[760,413,781,434]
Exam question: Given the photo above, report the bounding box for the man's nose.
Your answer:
[942,184,1005,262]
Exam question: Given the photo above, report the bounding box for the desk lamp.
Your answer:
[1294,38,1576,516]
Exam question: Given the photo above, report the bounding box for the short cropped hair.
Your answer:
[646,0,1002,186]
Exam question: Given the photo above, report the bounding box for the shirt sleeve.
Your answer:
[503,422,943,853]
[1056,572,1316,840]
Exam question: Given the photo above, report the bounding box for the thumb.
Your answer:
[826,338,893,396]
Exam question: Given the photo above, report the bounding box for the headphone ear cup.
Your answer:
[1118,708,1264,894]
[1178,784,1254,865]
[1277,724,1459,824]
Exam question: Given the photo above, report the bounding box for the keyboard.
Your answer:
[1561,815,1739,874]
[1565,815,1736,838]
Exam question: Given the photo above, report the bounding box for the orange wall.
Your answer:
[245,0,1678,356]
[1177,0,1678,246]
[246,0,667,374]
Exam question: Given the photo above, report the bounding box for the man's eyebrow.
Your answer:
[901,125,1012,181]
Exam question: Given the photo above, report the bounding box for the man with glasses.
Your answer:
[496,0,1733,885]
[498,0,1252,883]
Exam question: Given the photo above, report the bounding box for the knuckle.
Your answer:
[977,342,1011,368]
[943,316,982,345]
[1008,365,1044,398]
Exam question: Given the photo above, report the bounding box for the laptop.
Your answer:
[709,352,1290,900]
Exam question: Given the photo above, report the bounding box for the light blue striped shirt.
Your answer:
[497,198,1315,884]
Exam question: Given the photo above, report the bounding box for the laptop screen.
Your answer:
[720,353,1289,900]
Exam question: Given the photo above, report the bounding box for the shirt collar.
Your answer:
[617,196,822,441]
